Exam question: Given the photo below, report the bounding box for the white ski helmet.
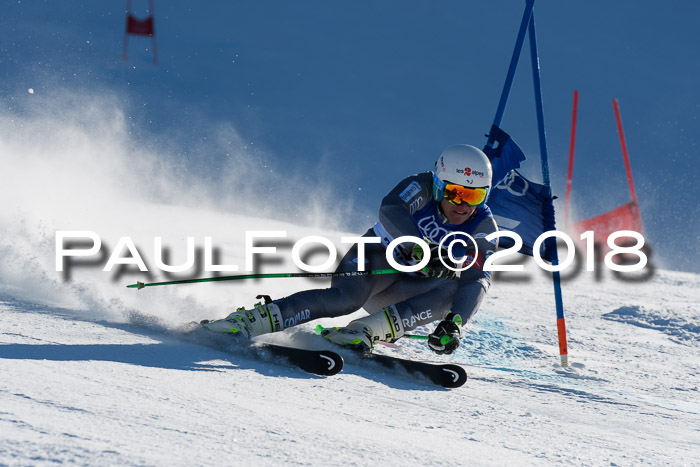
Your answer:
[433,144,493,205]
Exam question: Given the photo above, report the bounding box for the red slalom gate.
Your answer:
[122,0,158,65]
[566,94,644,253]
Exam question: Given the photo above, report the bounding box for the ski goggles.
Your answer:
[433,173,489,207]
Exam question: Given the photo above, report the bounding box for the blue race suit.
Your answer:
[273,171,498,332]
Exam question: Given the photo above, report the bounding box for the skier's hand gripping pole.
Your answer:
[427,313,462,355]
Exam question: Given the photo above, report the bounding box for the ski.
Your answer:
[359,352,467,388]
[190,325,343,376]
[314,326,466,387]
[253,343,344,376]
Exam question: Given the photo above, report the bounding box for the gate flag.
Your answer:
[487,169,557,262]
[483,124,527,188]
[122,0,158,65]
[566,97,644,241]
[482,125,557,262]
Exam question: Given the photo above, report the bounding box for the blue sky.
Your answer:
[2,1,699,272]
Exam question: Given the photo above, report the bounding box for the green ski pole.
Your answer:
[126,268,402,290]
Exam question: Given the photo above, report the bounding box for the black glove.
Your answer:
[428,313,463,355]
[412,243,457,279]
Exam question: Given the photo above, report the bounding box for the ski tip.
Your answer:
[441,364,468,388]
[126,281,145,290]
[319,351,344,376]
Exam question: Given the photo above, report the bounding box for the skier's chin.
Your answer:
[446,205,476,224]
[448,214,468,224]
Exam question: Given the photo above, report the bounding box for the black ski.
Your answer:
[190,324,343,376]
[360,352,467,388]
[254,343,344,376]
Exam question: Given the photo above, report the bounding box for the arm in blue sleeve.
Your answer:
[450,215,499,324]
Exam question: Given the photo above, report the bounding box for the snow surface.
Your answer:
[1,208,699,465]
[1,0,699,463]
[0,103,698,464]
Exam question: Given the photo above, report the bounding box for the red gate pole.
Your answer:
[122,0,157,65]
[612,98,642,234]
[613,99,638,207]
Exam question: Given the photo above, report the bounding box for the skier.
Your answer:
[203,144,498,355]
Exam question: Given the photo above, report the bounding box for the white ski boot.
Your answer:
[322,306,405,351]
[201,302,284,339]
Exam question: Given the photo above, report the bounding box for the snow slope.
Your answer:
[0,101,698,464]
[1,2,699,464]
[0,85,697,466]
[1,224,698,465]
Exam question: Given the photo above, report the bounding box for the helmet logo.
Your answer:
[455,167,484,178]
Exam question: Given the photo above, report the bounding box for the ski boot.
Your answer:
[201,302,284,339]
[321,306,405,352]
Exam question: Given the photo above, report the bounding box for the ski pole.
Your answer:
[126,268,402,290]
[314,325,452,346]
